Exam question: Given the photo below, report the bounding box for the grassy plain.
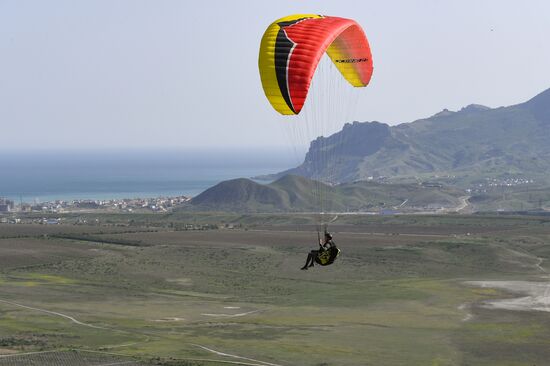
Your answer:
[1,214,550,365]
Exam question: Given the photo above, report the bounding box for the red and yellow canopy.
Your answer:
[259,14,373,115]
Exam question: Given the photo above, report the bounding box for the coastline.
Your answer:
[0,148,297,204]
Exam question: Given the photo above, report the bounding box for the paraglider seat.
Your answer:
[315,247,340,266]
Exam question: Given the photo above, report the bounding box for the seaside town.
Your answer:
[0,196,190,215]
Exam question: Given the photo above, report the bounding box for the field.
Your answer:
[1,213,550,365]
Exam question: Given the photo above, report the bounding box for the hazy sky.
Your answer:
[1,1,550,150]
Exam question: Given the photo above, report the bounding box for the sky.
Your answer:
[1,0,550,150]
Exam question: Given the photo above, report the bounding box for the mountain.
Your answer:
[190,178,291,212]
[271,88,550,185]
[190,175,328,212]
[189,174,463,213]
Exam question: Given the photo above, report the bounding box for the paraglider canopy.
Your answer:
[259,14,373,115]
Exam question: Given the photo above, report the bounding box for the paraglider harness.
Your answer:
[315,230,340,266]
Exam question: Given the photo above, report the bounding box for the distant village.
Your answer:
[465,177,534,194]
[0,195,190,215]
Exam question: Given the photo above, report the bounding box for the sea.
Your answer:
[0,148,301,203]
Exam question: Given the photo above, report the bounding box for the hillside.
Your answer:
[189,174,464,213]
[272,88,550,186]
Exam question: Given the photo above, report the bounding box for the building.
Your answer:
[0,198,15,212]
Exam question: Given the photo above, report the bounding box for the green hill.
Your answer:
[190,178,291,212]
[190,175,464,213]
